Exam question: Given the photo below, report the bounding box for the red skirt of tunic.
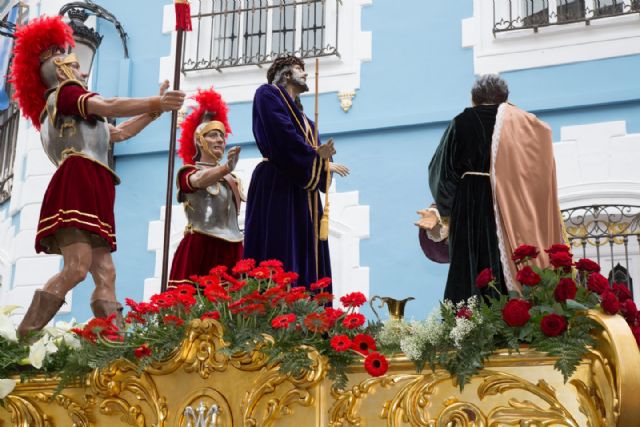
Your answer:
[36,155,117,254]
[169,231,243,287]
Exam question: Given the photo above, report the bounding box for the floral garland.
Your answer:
[377,243,640,389]
[0,259,387,398]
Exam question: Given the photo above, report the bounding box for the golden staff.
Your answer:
[316,58,330,242]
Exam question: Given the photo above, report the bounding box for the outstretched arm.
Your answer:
[109,81,171,143]
[86,82,185,118]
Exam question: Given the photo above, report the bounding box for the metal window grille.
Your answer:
[493,0,639,33]
[0,102,19,205]
[183,0,339,73]
[562,205,640,297]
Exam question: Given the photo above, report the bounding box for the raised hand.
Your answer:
[158,80,170,96]
[316,137,336,159]
[415,209,439,230]
[225,146,241,172]
[160,89,186,111]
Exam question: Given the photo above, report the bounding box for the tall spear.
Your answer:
[160,0,192,292]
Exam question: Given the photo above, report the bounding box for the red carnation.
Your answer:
[272,313,296,329]
[545,244,571,254]
[475,268,494,289]
[330,335,352,352]
[364,352,389,377]
[163,315,184,326]
[456,307,473,319]
[516,266,541,286]
[310,277,332,291]
[134,344,152,359]
[342,313,366,329]
[587,273,610,295]
[620,299,638,324]
[511,244,539,262]
[304,313,331,333]
[200,311,220,321]
[540,313,568,337]
[612,282,632,302]
[502,299,531,327]
[549,251,573,269]
[232,259,256,275]
[351,333,377,355]
[313,292,334,305]
[600,291,620,315]
[340,292,367,308]
[575,258,601,273]
[554,278,577,303]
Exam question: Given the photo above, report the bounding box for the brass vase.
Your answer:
[369,296,414,322]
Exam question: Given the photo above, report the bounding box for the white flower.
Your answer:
[28,336,59,369]
[377,319,411,348]
[0,305,19,342]
[43,319,81,350]
[449,317,476,349]
[0,379,16,398]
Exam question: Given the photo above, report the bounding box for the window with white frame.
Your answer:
[462,0,640,73]
[182,0,338,73]
[0,101,19,205]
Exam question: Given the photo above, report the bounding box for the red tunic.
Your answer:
[168,166,243,287]
[35,84,116,254]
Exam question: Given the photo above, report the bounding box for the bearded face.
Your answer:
[289,64,309,93]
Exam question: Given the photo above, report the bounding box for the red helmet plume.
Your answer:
[178,87,231,165]
[9,16,75,130]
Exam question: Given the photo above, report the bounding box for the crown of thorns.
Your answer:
[267,55,305,84]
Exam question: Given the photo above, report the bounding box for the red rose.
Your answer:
[554,278,577,303]
[600,291,620,315]
[548,251,573,269]
[134,344,152,359]
[456,307,472,319]
[575,258,601,273]
[545,244,571,254]
[587,273,610,295]
[516,266,541,286]
[364,352,389,377]
[540,314,568,337]
[502,299,532,327]
[511,244,539,262]
[330,335,352,352]
[340,292,367,308]
[620,299,638,324]
[342,313,366,329]
[475,268,494,289]
[352,333,377,355]
[612,282,632,302]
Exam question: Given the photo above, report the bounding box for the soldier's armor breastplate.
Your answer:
[183,170,243,242]
[40,90,113,177]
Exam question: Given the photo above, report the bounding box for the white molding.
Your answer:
[159,1,372,103]
[463,0,640,74]
[145,157,370,303]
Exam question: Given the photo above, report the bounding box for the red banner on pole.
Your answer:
[175,0,192,32]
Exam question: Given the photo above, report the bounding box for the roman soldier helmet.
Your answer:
[10,16,76,130]
[178,88,231,165]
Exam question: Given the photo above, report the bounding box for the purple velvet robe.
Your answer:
[243,84,331,288]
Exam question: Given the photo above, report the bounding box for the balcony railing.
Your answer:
[182,0,340,73]
[0,103,20,205]
[493,0,640,33]
[561,204,640,297]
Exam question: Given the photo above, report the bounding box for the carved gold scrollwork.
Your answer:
[91,359,167,427]
[242,346,326,426]
[437,399,487,427]
[32,391,95,426]
[478,373,579,426]
[5,394,52,427]
[177,388,233,426]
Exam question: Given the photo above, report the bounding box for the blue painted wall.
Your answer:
[57,0,640,322]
